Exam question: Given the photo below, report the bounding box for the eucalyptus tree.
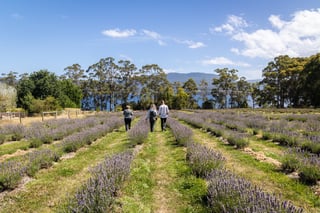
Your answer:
[172,81,182,94]
[231,77,250,108]
[138,64,168,106]
[183,78,198,108]
[139,87,152,110]
[172,87,189,109]
[300,53,320,107]
[260,55,307,108]
[158,84,174,109]
[117,60,138,105]
[211,68,238,108]
[199,79,209,103]
[63,63,85,86]
[285,57,307,107]
[1,71,18,86]
[249,82,260,109]
[86,57,119,111]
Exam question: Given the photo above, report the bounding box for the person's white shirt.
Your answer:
[158,103,169,118]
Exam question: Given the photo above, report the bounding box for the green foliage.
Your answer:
[299,164,320,185]
[29,138,43,148]
[226,135,249,149]
[176,176,208,212]
[0,134,6,144]
[172,87,189,109]
[301,53,320,107]
[281,154,300,173]
[211,68,239,109]
[0,161,25,191]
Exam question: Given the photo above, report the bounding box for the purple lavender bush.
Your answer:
[206,169,304,213]
[0,160,26,191]
[167,117,193,146]
[127,118,149,146]
[186,142,225,178]
[61,151,133,213]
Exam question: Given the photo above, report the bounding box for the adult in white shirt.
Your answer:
[158,100,169,131]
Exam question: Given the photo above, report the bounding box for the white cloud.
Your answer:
[269,15,285,29]
[217,9,320,59]
[102,28,136,38]
[142,29,166,46]
[188,41,205,49]
[213,15,248,34]
[177,40,205,49]
[202,57,250,67]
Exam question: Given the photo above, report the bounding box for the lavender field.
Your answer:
[0,109,319,213]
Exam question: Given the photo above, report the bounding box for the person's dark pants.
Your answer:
[160,117,167,131]
[124,118,132,131]
[149,118,156,132]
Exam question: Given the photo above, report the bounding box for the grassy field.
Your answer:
[0,110,319,213]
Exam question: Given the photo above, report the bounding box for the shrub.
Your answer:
[0,161,26,191]
[206,169,303,213]
[29,138,43,148]
[261,131,273,140]
[281,154,300,173]
[61,151,133,212]
[0,134,5,144]
[127,118,149,146]
[167,118,193,146]
[26,149,60,177]
[299,164,320,185]
[226,134,249,149]
[186,142,225,178]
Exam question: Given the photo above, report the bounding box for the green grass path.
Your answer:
[115,121,207,213]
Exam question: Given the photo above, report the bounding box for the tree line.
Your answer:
[0,53,319,112]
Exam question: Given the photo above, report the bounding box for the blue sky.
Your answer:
[1,0,320,80]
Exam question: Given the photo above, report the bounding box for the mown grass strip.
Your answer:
[116,122,207,213]
[190,125,320,213]
[0,127,130,213]
[0,141,30,158]
[115,130,157,212]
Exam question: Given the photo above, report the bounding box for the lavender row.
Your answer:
[186,142,225,178]
[175,110,319,154]
[56,115,123,153]
[0,115,123,192]
[0,113,113,144]
[0,149,60,191]
[166,117,193,146]
[127,117,149,146]
[169,114,304,212]
[60,151,133,213]
[173,111,250,149]
[206,169,303,213]
[281,148,320,185]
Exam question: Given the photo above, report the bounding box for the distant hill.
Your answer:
[166,72,218,85]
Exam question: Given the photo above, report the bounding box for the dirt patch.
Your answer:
[243,147,282,168]
[0,148,33,162]
[312,182,320,197]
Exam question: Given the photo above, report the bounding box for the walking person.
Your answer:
[146,103,157,132]
[158,100,169,131]
[123,105,133,131]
